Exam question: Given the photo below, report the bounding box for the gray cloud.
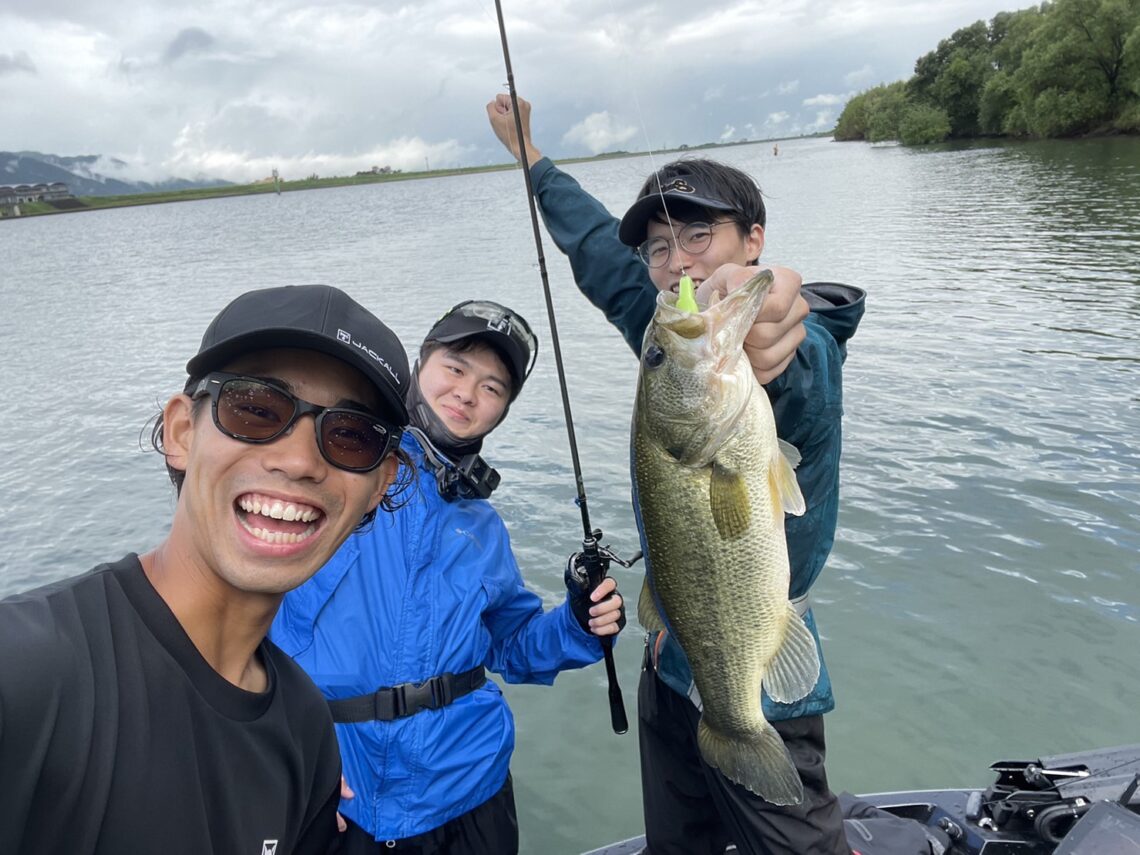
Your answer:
[0,0,1034,181]
[163,27,216,64]
[0,51,37,75]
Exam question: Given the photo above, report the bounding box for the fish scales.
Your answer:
[633,270,820,805]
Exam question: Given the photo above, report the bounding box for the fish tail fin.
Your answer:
[697,717,804,805]
[762,603,821,704]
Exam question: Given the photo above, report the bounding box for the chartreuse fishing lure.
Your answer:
[676,274,699,313]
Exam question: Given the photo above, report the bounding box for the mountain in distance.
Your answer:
[1,151,232,197]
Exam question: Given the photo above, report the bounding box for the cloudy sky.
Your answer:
[2,0,1032,183]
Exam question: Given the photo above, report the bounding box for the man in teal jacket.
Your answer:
[488,95,866,855]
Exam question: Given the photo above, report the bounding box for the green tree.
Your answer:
[909,20,994,136]
[979,71,1019,134]
[832,0,1140,142]
[899,104,952,143]
[866,81,909,142]
[1122,11,1140,95]
[1064,0,1140,107]
[835,92,870,140]
[835,82,908,141]
[1027,87,1108,135]
[1015,0,1140,132]
[990,5,1047,71]
[981,7,1048,134]
[935,51,993,135]
[1120,23,1140,128]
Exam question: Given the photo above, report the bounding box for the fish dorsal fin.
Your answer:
[762,603,821,703]
[769,442,806,517]
[710,462,751,539]
[637,576,667,633]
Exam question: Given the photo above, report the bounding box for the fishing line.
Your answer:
[489,1,590,544]
[596,0,693,280]
[491,0,629,735]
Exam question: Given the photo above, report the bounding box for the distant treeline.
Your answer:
[835,0,1140,144]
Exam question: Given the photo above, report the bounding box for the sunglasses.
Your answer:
[190,372,401,472]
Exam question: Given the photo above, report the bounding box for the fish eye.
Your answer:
[644,344,666,369]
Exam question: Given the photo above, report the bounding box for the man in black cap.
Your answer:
[487,97,866,855]
[0,284,410,855]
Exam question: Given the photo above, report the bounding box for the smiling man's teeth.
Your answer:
[240,523,317,545]
[238,495,321,523]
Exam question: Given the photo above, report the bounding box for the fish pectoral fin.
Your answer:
[697,717,804,806]
[637,576,667,633]
[778,438,802,470]
[770,443,806,517]
[762,603,821,704]
[710,462,751,539]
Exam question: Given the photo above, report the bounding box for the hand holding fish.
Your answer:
[487,93,544,166]
[696,264,808,385]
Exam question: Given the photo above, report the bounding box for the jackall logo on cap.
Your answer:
[337,328,402,386]
[261,841,278,855]
[662,178,695,194]
[485,312,512,337]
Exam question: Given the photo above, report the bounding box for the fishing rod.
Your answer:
[492,0,629,736]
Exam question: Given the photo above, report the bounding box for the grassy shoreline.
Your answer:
[0,136,817,220]
[2,163,514,219]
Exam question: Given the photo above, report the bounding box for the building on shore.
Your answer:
[0,182,72,217]
[1,182,72,203]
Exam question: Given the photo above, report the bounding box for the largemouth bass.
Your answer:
[633,269,819,805]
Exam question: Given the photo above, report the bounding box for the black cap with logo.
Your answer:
[425,300,537,400]
[186,284,410,425]
[618,175,738,247]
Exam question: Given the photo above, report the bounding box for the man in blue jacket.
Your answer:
[488,95,866,855]
[271,300,626,854]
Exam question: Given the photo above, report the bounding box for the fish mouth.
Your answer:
[643,279,768,468]
[654,271,773,355]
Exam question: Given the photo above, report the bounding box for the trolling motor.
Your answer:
[973,744,1140,852]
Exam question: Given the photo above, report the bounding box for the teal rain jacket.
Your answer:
[529,157,866,721]
[270,433,605,841]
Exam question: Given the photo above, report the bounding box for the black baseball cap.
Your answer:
[187,284,410,424]
[618,174,738,246]
[425,300,537,399]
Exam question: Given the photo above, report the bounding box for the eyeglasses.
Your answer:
[448,300,539,379]
[636,221,733,269]
[191,372,401,472]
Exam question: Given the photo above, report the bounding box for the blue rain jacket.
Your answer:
[530,157,866,721]
[270,432,605,841]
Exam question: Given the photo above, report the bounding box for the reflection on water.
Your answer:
[1,136,1138,854]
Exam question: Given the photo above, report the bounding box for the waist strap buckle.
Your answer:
[394,674,452,717]
[330,665,486,723]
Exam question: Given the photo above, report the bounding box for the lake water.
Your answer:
[1,136,1138,854]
